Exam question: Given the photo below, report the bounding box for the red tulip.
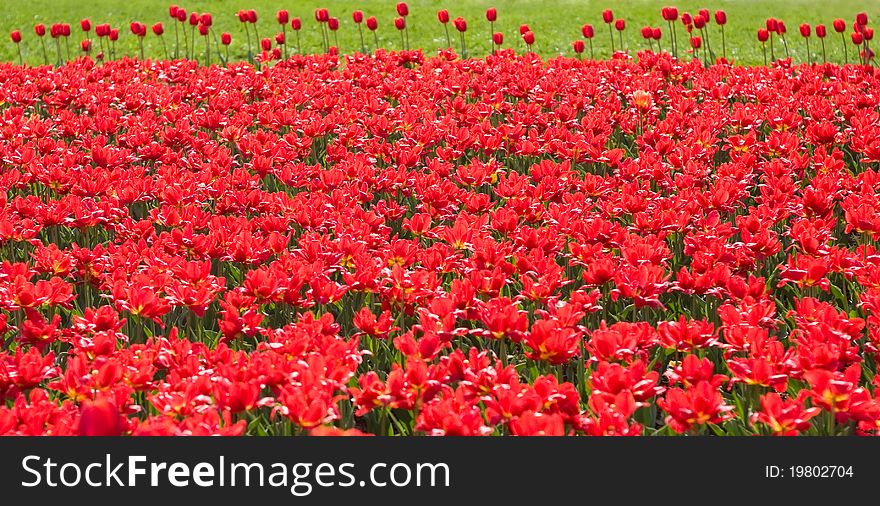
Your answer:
[681,13,693,26]
[328,17,339,31]
[275,32,285,45]
[857,12,869,27]
[81,39,92,52]
[261,37,271,51]
[291,18,302,31]
[698,9,710,23]
[176,10,186,22]
[865,27,874,41]
[573,39,585,53]
[169,5,179,18]
[394,17,406,30]
[714,10,727,26]
[777,21,787,35]
[641,26,652,39]
[662,7,679,22]
[690,36,702,49]
[81,19,92,32]
[246,10,258,24]
[757,28,769,42]
[852,32,864,45]
[614,19,625,32]
[520,24,530,35]
[454,17,467,33]
[523,30,535,46]
[652,27,662,40]
[366,16,378,31]
[766,18,778,33]
[693,16,706,30]
[396,2,409,17]
[61,24,71,37]
[78,399,123,436]
[200,13,212,27]
[238,10,248,23]
[316,8,329,23]
[189,12,199,26]
[799,24,811,38]
[109,28,119,41]
[10,30,22,43]
[582,24,594,39]
[152,22,164,36]
[277,10,289,25]
[34,24,46,37]
[438,10,449,24]
[816,25,827,38]
[833,19,846,33]
[221,32,232,45]
[353,10,364,24]
[602,9,614,24]
[486,8,497,23]
[493,32,503,45]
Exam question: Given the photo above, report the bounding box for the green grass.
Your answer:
[0,0,876,66]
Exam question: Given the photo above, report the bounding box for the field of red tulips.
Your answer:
[4,10,880,436]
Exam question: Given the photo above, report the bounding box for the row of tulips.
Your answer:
[2,47,880,435]
[6,5,877,67]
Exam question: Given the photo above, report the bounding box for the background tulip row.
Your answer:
[1,0,876,67]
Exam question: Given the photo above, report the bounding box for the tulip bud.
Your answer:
[573,39,585,53]
[833,19,846,33]
[493,32,503,45]
[614,19,625,31]
[238,10,248,23]
[275,32,285,44]
[486,8,497,22]
[291,18,302,31]
[857,12,868,27]
[196,24,207,36]
[602,9,614,24]
[865,27,875,41]
[10,30,22,43]
[396,2,409,17]
[652,27,662,40]
[277,10,289,25]
[328,17,339,31]
[438,10,449,24]
[78,399,123,436]
[519,24,530,35]
[394,17,405,30]
[366,16,378,31]
[454,17,467,33]
[152,22,164,36]
[714,10,727,26]
[247,10,258,23]
[189,12,199,26]
[81,39,91,52]
[353,11,364,24]
[815,25,826,38]
[523,30,535,46]
[777,21,786,35]
[698,9,710,23]
[690,36,702,49]
[62,24,71,37]
[35,24,46,37]
[261,37,271,51]
[682,13,693,25]
[694,16,706,29]
[176,10,186,22]
[582,24,594,39]
[109,28,119,41]
[799,23,810,38]
[641,26,652,39]
[852,31,864,45]
[170,5,179,18]
[81,19,92,32]
[221,32,232,45]
[662,7,679,22]
[201,13,213,27]
[757,28,769,42]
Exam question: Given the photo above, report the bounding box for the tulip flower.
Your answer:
[662,6,679,58]
[777,20,791,59]
[758,28,769,65]
[353,11,366,53]
[523,30,535,52]
[453,17,468,58]
[832,19,848,64]
[486,8,497,54]
[10,30,23,65]
[221,32,231,61]
[438,10,451,48]
[715,10,727,59]
[81,19,92,33]
[396,2,410,50]
[153,22,169,59]
[78,399,123,436]
[603,9,616,52]
[582,24,595,59]
[614,19,626,52]
[815,24,828,63]
[34,24,50,64]
[366,16,379,52]
[290,18,302,54]
[856,12,868,28]
[800,23,812,64]
[493,31,503,54]
[277,11,289,58]
[572,39,585,59]
[81,38,92,55]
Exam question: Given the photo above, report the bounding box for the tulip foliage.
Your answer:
[2,19,880,437]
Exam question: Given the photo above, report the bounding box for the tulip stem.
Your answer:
[608,23,615,54]
[282,25,287,59]
[16,45,23,65]
[721,24,727,60]
[671,21,678,58]
[160,36,169,60]
[820,37,827,63]
[841,32,848,64]
[40,38,49,65]
[588,38,594,60]
[444,24,451,48]
[173,20,179,58]
[762,42,767,66]
[358,24,365,53]
[805,37,811,65]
